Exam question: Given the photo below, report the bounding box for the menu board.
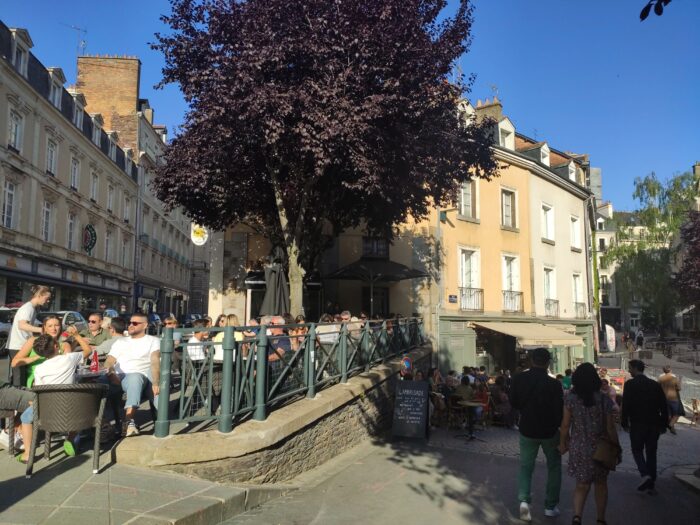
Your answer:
[392,380,429,440]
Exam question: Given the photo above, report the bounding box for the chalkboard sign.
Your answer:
[392,380,429,440]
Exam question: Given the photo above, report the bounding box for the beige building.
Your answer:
[0,23,136,310]
[76,55,193,315]
[208,97,595,373]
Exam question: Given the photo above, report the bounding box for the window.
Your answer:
[122,238,129,267]
[123,197,131,222]
[108,140,116,161]
[41,201,52,242]
[105,230,112,262]
[599,238,606,251]
[49,82,62,109]
[140,248,146,270]
[92,122,101,146]
[70,157,80,190]
[460,248,479,288]
[570,216,581,248]
[73,105,84,128]
[499,128,512,148]
[540,147,550,166]
[572,274,583,303]
[150,253,155,272]
[46,139,57,175]
[568,164,576,182]
[544,267,556,299]
[2,181,16,229]
[502,255,520,291]
[597,219,604,231]
[501,189,516,228]
[13,45,27,76]
[541,204,554,241]
[90,172,98,201]
[362,237,389,258]
[8,109,23,151]
[125,155,132,175]
[460,180,477,219]
[107,185,114,212]
[67,213,76,250]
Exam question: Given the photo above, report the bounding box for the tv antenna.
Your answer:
[60,23,87,81]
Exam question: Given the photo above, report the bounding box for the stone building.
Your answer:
[76,55,193,315]
[0,23,136,310]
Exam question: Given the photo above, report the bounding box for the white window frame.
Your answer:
[501,188,516,228]
[540,145,550,166]
[121,237,129,267]
[543,266,556,300]
[107,185,114,212]
[570,216,581,248]
[105,230,112,262]
[73,105,84,129]
[92,122,101,146]
[501,254,520,292]
[125,155,132,175]
[459,180,478,219]
[123,196,131,222]
[8,109,23,152]
[108,139,117,161]
[2,181,16,229]
[90,171,98,201]
[541,203,554,241]
[67,212,76,251]
[572,273,583,304]
[49,82,62,109]
[568,163,576,182]
[40,201,52,242]
[458,247,480,289]
[70,157,80,190]
[13,43,28,77]
[46,138,58,175]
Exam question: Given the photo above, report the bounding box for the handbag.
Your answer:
[592,396,622,471]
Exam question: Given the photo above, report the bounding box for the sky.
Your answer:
[2,0,698,211]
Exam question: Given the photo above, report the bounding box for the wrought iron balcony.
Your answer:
[545,298,560,318]
[574,302,587,319]
[459,287,483,312]
[502,290,524,313]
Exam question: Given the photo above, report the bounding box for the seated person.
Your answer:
[489,375,515,427]
[103,313,161,437]
[0,378,34,462]
[453,376,474,402]
[445,370,460,390]
[93,317,127,357]
[19,333,92,460]
[79,312,112,349]
[473,382,489,423]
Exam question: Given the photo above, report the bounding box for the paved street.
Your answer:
[233,424,700,525]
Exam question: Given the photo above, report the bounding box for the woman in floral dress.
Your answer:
[559,363,618,525]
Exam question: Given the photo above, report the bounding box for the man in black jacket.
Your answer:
[621,359,668,493]
[509,348,563,522]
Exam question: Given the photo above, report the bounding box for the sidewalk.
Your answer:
[0,443,292,524]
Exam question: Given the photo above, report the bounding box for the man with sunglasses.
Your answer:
[103,313,161,437]
[79,312,112,349]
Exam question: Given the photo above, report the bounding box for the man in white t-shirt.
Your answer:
[104,312,160,437]
[7,285,52,385]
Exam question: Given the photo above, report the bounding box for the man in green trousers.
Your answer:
[510,347,564,522]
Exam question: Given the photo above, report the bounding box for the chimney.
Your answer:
[475,96,503,122]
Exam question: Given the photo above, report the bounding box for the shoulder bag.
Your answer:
[592,396,622,471]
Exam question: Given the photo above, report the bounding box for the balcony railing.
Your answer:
[574,302,587,319]
[459,287,483,312]
[545,298,560,318]
[502,290,524,313]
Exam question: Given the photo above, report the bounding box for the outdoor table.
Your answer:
[76,368,108,382]
[456,400,485,442]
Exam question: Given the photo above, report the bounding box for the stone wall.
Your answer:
[126,347,431,484]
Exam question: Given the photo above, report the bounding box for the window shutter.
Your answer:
[513,257,520,292]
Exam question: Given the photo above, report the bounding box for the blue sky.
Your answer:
[3,0,698,210]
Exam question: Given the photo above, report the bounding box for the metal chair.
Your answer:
[26,383,108,478]
[0,410,16,456]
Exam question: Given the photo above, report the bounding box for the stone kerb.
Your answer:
[116,344,432,483]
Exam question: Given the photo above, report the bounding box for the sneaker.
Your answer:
[0,430,10,449]
[125,421,140,437]
[519,502,532,522]
[669,426,677,435]
[637,476,653,492]
[544,506,561,517]
[14,433,24,452]
[63,439,76,457]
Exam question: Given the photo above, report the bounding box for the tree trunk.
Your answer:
[287,239,305,316]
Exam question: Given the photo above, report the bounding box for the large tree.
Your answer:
[152,0,498,315]
[673,210,700,308]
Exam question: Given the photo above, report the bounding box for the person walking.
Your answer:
[620,359,668,493]
[6,285,52,386]
[657,365,682,434]
[559,363,619,525]
[510,348,564,522]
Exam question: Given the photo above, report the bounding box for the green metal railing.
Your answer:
[154,317,425,437]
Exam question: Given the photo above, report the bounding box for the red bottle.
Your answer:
[90,349,99,372]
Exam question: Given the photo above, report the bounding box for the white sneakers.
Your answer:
[519,502,532,522]
[0,429,23,450]
[544,506,561,517]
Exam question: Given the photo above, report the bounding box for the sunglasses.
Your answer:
[165,322,176,326]
[88,320,100,324]
[129,321,146,326]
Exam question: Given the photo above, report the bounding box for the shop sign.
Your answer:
[83,224,97,252]
[86,274,102,287]
[37,262,62,278]
[448,294,458,304]
[190,223,209,246]
[105,278,119,290]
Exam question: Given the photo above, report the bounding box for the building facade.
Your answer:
[0,23,136,311]
[75,55,193,315]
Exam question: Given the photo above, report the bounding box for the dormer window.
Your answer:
[125,151,133,175]
[568,163,576,182]
[540,144,550,167]
[108,139,117,161]
[10,28,32,78]
[14,46,27,76]
[49,82,62,109]
[92,121,101,146]
[73,105,84,128]
[497,118,515,149]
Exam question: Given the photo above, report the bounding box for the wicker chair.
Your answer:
[26,383,108,478]
[0,410,16,456]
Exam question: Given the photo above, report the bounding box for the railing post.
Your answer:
[254,326,268,421]
[218,326,234,433]
[306,324,316,398]
[155,327,173,438]
[362,321,371,371]
[340,323,348,383]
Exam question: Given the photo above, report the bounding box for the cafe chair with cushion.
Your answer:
[26,383,108,478]
[0,410,16,456]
